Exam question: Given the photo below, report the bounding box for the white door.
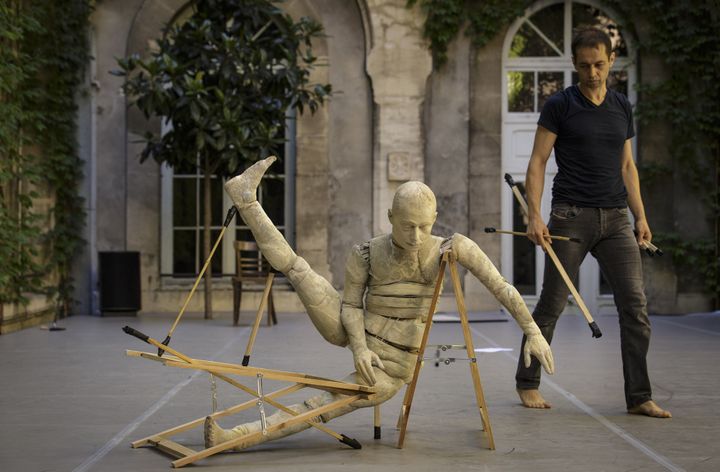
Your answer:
[500,0,636,315]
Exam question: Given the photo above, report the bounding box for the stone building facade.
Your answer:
[69,0,713,321]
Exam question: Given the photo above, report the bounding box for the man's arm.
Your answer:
[526,125,557,246]
[621,139,651,244]
[340,246,384,385]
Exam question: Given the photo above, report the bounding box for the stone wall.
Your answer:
[70,0,711,320]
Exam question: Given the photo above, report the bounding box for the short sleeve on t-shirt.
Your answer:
[537,93,565,135]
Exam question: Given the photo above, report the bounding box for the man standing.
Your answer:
[514,28,671,418]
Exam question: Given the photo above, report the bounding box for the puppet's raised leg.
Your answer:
[205,369,404,451]
[225,156,346,346]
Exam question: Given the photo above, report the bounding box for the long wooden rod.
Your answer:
[504,174,601,338]
[484,227,581,243]
[158,207,238,356]
[397,254,448,448]
[242,273,275,366]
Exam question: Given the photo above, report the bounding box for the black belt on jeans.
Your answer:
[365,330,419,354]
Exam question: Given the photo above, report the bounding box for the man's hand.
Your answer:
[524,333,554,374]
[353,347,385,385]
[527,215,551,247]
[635,219,652,245]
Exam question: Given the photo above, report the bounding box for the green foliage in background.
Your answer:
[114,0,331,318]
[606,0,720,300]
[0,1,90,314]
[115,0,330,175]
[410,0,719,301]
[407,0,529,68]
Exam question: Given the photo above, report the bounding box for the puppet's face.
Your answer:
[388,182,437,251]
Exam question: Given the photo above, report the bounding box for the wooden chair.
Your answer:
[232,240,277,327]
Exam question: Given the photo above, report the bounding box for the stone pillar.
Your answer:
[365,0,432,235]
[464,31,506,312]
[296,57,331,280]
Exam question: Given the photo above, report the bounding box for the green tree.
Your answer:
[115,0,331,319]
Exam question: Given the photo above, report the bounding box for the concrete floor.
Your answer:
[0,309,718,472]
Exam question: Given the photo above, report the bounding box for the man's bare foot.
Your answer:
[628,400,672,418]
[517,389,551,408]
[225,155,277,207]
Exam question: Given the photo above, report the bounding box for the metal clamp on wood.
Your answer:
[256,373,268,435]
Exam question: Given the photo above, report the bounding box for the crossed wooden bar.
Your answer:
[123,326,373,468]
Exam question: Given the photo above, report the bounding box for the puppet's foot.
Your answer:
[225,155,277,208]
[517,389,551,409]
[628,400,672,418]
[204,416,238,448]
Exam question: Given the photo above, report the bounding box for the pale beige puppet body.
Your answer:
[206,156,553,450]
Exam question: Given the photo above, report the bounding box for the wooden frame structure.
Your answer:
[123,327,375,468]
[394,249,496,450]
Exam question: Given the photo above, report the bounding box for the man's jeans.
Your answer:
[515,204,653,409]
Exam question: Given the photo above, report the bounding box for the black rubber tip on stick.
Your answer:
[569,237,582,243]
[340,434,362,449]
[242,355,250,366]
[223,206,238,227]
[158,335,171,357]
[589,321,602,338]
[504,173,516,187]
[123,326,150,343]
[374,426,381,440]
[484,227,496,233]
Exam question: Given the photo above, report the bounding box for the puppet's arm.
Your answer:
[341,245,385,385]
[451,233,554,374]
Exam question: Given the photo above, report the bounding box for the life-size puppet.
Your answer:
[205,156,554,450]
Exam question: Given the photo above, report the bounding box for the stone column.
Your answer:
[365,0,432,235]
[295,57,331,280]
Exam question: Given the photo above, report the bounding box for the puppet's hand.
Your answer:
[353,348,385,386]
[524,333,554,374]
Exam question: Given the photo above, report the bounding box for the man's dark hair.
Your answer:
[571,28,613,58]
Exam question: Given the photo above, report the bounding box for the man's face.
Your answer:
[572,44,615,90]
[388,204,436,251]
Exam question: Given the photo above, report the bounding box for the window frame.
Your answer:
[159,115,295,280]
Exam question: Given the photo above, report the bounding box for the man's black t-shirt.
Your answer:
[538,85,635,208]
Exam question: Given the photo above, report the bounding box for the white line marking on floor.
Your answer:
[71,331,246,472]
[470,326,686,472]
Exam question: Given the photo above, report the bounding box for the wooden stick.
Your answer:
[128,351,357,447]
[484,227,581,243]
[131,384,305,448]
[503,174,601,338]
[242,272,275,366]
[448,254,495,450]
[167,225,229,338]
[125,344,374,395]
[397,254,448,448]
[164,360,371,396]
[172,394,362,468]
[158,207,237,355]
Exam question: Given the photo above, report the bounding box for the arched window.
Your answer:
[505,0,633,115]
[501,0,635,312]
